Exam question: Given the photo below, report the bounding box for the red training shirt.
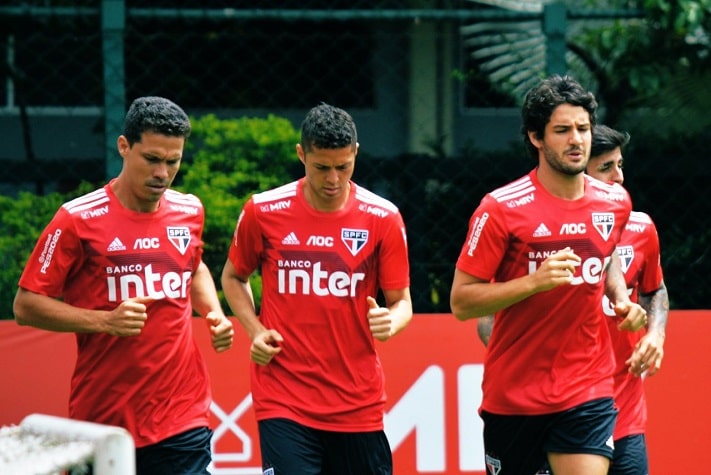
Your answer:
[228,178,410,431]
[456,170,632,415]
[18,183,211,447]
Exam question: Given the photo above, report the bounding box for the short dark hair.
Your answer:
[521,75,598,160]
[300,102,357,153]
[123,96,191,145]
[591,124,630,159]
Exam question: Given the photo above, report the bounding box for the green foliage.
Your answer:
[0,191,72,319]
[178,113,301,312]
[572,0,711,128]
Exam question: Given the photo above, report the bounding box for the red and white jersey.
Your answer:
[456,170,632,415]
[601,211,664,439]
[18,182,211,447]
[228,178,409,431]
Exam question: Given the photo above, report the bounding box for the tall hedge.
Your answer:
[0,191,71,319]
[0,114,300,319]
[179,113,301,312]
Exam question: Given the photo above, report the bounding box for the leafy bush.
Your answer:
[179,113,301,311]
[0,191,73,319]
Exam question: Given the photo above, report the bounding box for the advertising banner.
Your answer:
[1,311,708,473]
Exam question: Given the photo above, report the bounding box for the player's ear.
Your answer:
[117,135,130,157]
[296,143,306,165]
[527,130,542,150]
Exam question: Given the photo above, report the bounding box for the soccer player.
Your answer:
[586,124,668,475]
[450,75,648,475]
[221,102,412,474]
[13,96,234,475]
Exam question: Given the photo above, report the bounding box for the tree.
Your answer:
[462,0,711,132]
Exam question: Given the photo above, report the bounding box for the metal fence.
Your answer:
[1,1,708,311]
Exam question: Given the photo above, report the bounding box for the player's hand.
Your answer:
[615,301,647,332]
[106,296,153,337]
[250,329,283,366]
[206,312,234,353]
[531,247,581,292]
[367,296,393,342]
[626,329,665,377]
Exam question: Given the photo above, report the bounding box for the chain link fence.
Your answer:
[1,1,708,312]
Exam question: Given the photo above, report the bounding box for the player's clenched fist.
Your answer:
[105,296,153,337]
[367,296,394,342]
[615,300,648,332]
[250,329,283,366]
[531,247,582,292]
[206,312,234,353]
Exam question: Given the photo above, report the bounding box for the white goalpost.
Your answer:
[0,413,135,475]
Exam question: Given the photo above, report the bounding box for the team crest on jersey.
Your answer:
[167,227,191,255]
[592,212,615,241]
[341,228,368,256]
[616,245,634,273]
[485,454,502,475]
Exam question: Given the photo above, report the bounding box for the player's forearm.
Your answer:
[13,288,105,333]
[221,274,263,341]
[639,281,669,336]
[604,253,630,306]
[450,276,536,321]
[388,298,413,337]
[190,262,224,317]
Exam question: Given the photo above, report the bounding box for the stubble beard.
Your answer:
[543,148,587,177]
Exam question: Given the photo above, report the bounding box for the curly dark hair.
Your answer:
[300,102,357,153]
[521,75,597,160]
[123,96,191,146]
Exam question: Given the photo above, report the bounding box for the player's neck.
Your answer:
[302,180,351,212]
[110,178,161,213]
[535,167,585,201]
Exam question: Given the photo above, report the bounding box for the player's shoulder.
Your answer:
[252,181,298,205]
[487,174,536,205]
[585,175,629,204]
[628,210,653,224]
[624,210,658,237]
[164,189,203,207]
[61,187,111,217]
[353,182,400,214]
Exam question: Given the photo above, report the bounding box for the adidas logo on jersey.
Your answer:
[107,237,126,252]
[532,223,551,237]
[281,232,300,245]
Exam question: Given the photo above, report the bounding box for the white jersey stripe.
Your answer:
[355,186,399,213]
[253,182,298,204]
[491,176,535,201]
[63,188,110,214]
[629,211,652,224]
[165,190,202,206]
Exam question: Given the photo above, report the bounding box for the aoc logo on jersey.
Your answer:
[167,227,191,255]
[341,228,368,256]
[616,245,634,273]
[592,213,615,241]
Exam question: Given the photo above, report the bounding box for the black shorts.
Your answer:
[258,418,392,475]
[609,434,649,475]
[481,397,617,475]
[135,426,213,475]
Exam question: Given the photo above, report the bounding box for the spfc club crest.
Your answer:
[341,228,368,256]
[616,245,634,273]
[592,212,615,241]
[167,227,191,255]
